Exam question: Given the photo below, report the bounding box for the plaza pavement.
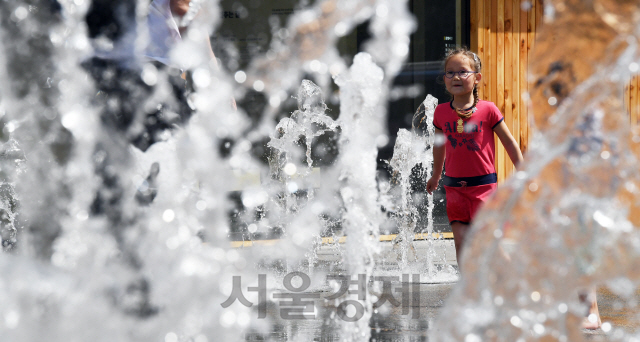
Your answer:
[233,234,635,340]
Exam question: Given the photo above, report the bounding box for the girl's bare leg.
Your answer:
[451,221,471,272]
[580,287,601,330]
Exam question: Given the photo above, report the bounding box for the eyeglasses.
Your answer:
[444,71,478,79]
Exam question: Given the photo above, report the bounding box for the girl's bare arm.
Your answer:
[494,121,523,170]
[426,128,445,194]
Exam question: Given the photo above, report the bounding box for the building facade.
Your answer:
[218,0,640,237]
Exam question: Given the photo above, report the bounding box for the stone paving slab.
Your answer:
[231,237,637,340]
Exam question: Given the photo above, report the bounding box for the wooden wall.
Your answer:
[626,76,640,126]
[469,0,544,183]
[471,0,640,182]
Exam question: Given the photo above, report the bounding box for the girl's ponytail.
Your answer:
[472,85,479,108]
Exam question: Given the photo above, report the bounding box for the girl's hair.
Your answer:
[444,47,482,119]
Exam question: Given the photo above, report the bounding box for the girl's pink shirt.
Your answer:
[432,100,504,178]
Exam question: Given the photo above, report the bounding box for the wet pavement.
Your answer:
[244,282,640,341]
[591,287,640,340]
[235,238,640,341]
[243,281,453,341]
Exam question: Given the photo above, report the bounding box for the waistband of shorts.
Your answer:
[443,173,497,187]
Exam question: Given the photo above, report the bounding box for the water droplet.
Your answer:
[194,335,208,342]
[165,332,178,342]
[162,209,175,222]
[531,291,541,302]
[376,4,389,18]
[247,224,257,233]
[166,237,180,249]
[76,210,88,221]
[284,163,297,175]
[212,248,225,261]
[330,62,345,76]
[309,60,322,72]
[334,22,348,37]
[394,43,409,57]
[237,312,251,327]
[533,323,545,335]
[234,71,247,83]
[558,303,568,313]
[287,181,299,193]
[5,121,16,133]
[141,64,158,86]
[269,94,282,107]
[593,210,614,228]
[510,315,522,327]
[464,333,481,342]
[196,200,207,210]
[253,80,264,92]
[12,7,28,22]
[192,68,211,88]
[5,310,20,329]
[375,134,389,147]
[242,190,269,208]
[226,249,239,262]
[277,28,289,40]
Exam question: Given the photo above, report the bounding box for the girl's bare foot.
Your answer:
[582,313,602,330]
[580,288,601,330]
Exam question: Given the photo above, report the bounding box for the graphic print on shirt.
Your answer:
[447,134,458,148]
[443,118,483,152]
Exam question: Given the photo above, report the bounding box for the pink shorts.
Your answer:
[444,183,497,224]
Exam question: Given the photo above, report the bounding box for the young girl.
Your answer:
[426,48,601,330]
[425,48,523,269]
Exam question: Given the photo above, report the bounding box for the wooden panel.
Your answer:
[483,0,491,100]
[535,0,544,39]
[635,76,640,125]
[504,0,514,178]
[484,0,493,101]
[474,0,484,98]
[623,82,629,123]
[470,0,478,53]
[629,76,639,125]
[496,0,505,182]
[470,0,542,182]
[636,76,639,126]
[511,0,521,164]
[519,0,530,153]
[472,0,640,182]
[491,0,498,106]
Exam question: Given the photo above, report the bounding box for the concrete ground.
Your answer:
[234,236,639,341]
[315,234,458,268]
